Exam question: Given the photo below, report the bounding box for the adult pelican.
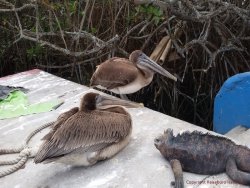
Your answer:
[34,92,141,166]
[90,50,177,96]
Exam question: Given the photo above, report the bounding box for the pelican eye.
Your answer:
[95,95,101,104]
[137,53,145,61]
[95,95,99,100]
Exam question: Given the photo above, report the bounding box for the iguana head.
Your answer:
[154,128,174,150]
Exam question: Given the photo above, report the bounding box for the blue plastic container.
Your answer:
[213,72,250,134]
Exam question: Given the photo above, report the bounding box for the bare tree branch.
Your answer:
[0,3,35,12]
[20,31,119,57]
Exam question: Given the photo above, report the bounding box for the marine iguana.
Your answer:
[154,129,250,188]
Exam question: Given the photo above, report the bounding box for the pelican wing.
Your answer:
[90,58,139,89]
[34,109,132,163]
[41,107,79,140]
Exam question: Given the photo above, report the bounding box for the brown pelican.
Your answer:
[34,92,141,166]
[90,50,177,96]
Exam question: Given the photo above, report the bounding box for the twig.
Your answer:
[75,0,90,48]
[20,32,119,57]
[142,19,169,50]
[120,20,147,45]
[36,52,110,69]
[0,3,35,12]
[13,6,23,36]
[52,10,68,49]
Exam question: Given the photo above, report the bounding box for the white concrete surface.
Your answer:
[0,69,249,188]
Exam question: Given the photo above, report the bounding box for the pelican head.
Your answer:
[80,92,143,111]
[129,50,177,81]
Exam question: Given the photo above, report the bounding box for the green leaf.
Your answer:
[91,27,97,34]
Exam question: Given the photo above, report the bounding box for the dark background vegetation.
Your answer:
[0,0,250,130]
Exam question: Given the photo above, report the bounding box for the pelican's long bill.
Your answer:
[96,94,143,109]
[138,53,177,82]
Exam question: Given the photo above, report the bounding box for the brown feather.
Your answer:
[42,107,79,140]
[34,107,131,163]
[90,57,138,89]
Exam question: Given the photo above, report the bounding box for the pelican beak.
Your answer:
[96,95,144,109]
[138,53,177,82]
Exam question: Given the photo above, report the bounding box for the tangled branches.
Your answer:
[134,0,250,128]
[0,0,119,57]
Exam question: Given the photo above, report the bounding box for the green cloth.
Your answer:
[0,90,63,119]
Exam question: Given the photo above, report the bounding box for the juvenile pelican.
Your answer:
[34,92,141,166]
[90,50,177,95]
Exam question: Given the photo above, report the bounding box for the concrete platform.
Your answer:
[0,70,249,188]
